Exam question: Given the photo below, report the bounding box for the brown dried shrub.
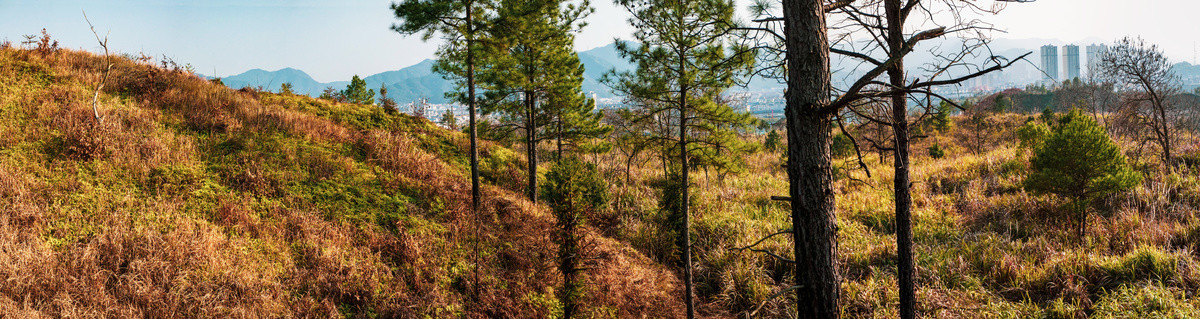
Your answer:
[226,158,280,196]
[52,105,116,161]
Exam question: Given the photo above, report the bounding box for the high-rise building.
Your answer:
[1041,45,1059,82]
[1086,44,1108,76]
[1063,45,1080,80]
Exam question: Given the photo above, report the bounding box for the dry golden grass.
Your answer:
[0,46,684,318]
[9,43,1200,318]
[594,109,1200,317]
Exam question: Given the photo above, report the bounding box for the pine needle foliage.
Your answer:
[542,157,608,319]
[1024,109,1141,238]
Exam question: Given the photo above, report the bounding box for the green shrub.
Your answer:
[541,157,608,318]
[1040,107,1056,123]
[1024,109,1141,238]
[832,133,854,158]
[927,143,945,159]
[1015,120,1050,154]
[763,130,781,153]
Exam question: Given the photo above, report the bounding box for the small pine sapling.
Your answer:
[1024,109,1141,239]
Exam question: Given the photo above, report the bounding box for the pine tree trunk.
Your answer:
[557,113,564,162]
[680,90,695,319]
[783,0,840,317]
[886,1,916,318]
[560,204,580,319]
[465,0,483,305]
[526,90,538,204]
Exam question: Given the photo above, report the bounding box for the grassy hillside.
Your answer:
[0,47,682,318]
[8,45,1200,318]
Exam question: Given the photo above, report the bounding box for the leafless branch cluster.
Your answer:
[1096,36,1186,169]
[84,11,110,124]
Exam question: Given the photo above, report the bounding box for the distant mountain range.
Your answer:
[208,44,638,104]
[207,38,1200,106]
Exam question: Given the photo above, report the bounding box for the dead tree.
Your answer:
[1097,37,1182,170]
[84,11,110,123]
[735,0,1028,317]
[836,1,1030,317]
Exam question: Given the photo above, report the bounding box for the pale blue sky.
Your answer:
[2,0,1197,82]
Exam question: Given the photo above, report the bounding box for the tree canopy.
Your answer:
[340,75,375,105]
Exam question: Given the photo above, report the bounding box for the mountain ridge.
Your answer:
[210,38,1200,106]
[213,44,635,104]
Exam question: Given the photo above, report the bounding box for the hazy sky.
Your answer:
[2,0,1197,82]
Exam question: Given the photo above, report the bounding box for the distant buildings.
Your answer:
[1086,44,1108,76]
[1063,45,1080,80]
[1038,44,1094,83]
[1041,45,1059,82]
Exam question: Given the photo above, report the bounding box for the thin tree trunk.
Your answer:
[626,152,635,185]
[885,1,916,318]
[560,202,580,319]
[465,0,483,306]
[1079,206,1087,240]
[1156,100,1172,169]
[526,90,538,203]
[783,0,840,317]
[557,112,564,162]
[679,54,695,319]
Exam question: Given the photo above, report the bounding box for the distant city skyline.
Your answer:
[2,0,1198,82]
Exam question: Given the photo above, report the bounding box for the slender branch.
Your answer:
[83,10,109,123]
[835,115,873,178]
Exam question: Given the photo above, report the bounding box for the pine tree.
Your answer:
[1025,109,1141,239]
[993,93,1012,113]
[764,130,782,153]
[478,0,592,203]
[931,101,953,133]
[541,157,608,319]
[378,84,399,114]
[340,75,375,105]
[605,0,753,316]
[440,108,458,129]
[547,91,611,162]
[319,86,341,102]
[392,0,493,305]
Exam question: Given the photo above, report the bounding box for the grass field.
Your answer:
[5,45,1200,318]
[597,111,1200,317]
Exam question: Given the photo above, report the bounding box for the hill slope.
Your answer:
[0,47,682,317]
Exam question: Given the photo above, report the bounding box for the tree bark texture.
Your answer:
[783,0,840,317]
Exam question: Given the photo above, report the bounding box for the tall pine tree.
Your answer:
[478,0,592,203]
[340,75,375,105]
[391,0,492,305]
[547,89,611,162]
[605,0,753,316]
